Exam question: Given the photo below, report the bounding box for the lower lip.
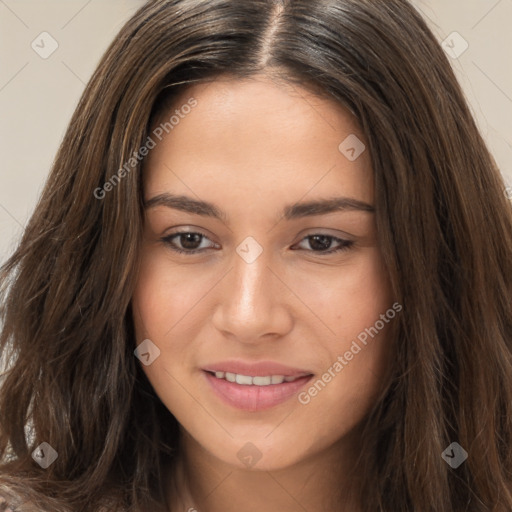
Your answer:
[203,371,313,411]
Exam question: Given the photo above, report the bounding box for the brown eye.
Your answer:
[292,234,354,254]
[161,231,217,254]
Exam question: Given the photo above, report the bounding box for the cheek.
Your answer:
[293,248,394,419]
[132,248,206,339]
[291,246,393,340]
[334,247,395,379]
[131,247,224,391]
[343,248,393,335]
[131,251,199,413]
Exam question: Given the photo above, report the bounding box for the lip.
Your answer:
[202,360,312,377]
[202,360,314,411]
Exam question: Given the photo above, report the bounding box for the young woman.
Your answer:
[1,0,511,511]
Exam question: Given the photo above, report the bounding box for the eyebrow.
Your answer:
[144,193,375,221]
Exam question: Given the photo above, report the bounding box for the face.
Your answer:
[132,75,396,472]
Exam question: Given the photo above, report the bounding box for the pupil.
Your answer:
[310,235,331,251]
[181,233,201,249]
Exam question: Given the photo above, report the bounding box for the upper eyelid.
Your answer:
[163,229,352,239]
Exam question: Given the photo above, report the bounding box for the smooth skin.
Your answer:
[131,75,396,512]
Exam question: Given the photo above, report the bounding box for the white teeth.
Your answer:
[210,371,303,386]
[235,374,253,385]
[253,376,272,386]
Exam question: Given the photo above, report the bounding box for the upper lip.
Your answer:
[203,360,313,377]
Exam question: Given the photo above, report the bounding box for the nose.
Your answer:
[211,247,294,344]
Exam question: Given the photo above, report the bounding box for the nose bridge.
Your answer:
[229,247,272,317]
[212,241,292,340]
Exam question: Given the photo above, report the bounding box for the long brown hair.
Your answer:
[1,0,512,510]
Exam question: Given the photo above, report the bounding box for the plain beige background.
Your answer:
[0,0,511,264]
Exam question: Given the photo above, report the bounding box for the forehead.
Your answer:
[143,75,373,207]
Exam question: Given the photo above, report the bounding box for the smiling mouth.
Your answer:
[202,370,314,411]
[205,370,310,386]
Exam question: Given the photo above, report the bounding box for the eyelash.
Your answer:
[161,231,355,255]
